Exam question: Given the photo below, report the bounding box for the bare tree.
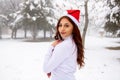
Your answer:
[0,27,1,39]
[82,0,89,47]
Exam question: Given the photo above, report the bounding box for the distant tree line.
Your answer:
[0,0,120,42]
[0,0,55,40]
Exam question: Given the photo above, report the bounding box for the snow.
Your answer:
[111,0,116,5]
[0,15,8,20]
[30,3,35,11]
[27,13,31,19]
[46,17,54,25]
[34,0,39,5]
[32,16,36,21]
[112,6,119,13]
[25,0,30,5]
[0,36,120,80]
[0,0,120,79]
[14,15,23,23]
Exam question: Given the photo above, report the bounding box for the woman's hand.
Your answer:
[51,40,62,47]
[47,72,51,78]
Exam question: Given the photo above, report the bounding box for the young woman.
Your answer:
[43,10,84,80]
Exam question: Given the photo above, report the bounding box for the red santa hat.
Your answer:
[66,10,80,27]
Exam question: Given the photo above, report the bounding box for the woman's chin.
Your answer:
[61,35,66,39]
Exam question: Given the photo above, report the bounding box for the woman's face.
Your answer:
[58,18,73,39]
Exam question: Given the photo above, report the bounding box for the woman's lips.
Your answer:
[60,32,66,35]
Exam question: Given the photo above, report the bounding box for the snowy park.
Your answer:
[0,0,120,80]
[0,36,120,80]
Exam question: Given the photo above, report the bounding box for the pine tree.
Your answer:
[18,0,54,39]
[104,0,120,37]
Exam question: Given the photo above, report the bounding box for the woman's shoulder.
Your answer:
[56,39,74,49]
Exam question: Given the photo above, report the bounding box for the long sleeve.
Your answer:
[43,45,54,72]
[43,42,74,73]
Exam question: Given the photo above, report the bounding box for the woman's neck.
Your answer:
[63,35,73,40]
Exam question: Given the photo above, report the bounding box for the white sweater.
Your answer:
[43,36,77,80]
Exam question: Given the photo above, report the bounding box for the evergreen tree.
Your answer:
[0,15,8,39]
[18,0,54,39]
[104,0,120,37]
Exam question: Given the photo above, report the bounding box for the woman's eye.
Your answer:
[58,24,62,27]
[65,24,69,27]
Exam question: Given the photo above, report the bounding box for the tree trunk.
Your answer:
[82,0,89,47]
[33,24,37,40]
[11,29,14,39]
[50,28,52,39]
[0,27,2,39]
[44,29,46,39]
[14,28,17,39]
[24,26,27,38]
[11,27,17,39]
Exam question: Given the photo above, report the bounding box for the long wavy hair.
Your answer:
[54,16,84,68]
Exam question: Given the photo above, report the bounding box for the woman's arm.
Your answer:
[43,42,72,73]
[43,40,62,73]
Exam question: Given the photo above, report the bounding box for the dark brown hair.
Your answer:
[54,16,84,68]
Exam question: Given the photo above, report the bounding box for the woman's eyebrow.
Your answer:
[64,23,69,25]
[59,22,69,25]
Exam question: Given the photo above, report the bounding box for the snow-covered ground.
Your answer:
[0,36,120,80]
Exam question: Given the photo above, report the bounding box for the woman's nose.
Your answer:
[61,26,65,31]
